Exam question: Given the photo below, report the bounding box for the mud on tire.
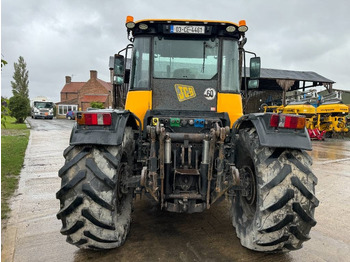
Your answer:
[56,128,134,249]
[231,127,319,252]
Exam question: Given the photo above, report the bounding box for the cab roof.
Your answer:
[135,19,240,27]
[126,17,248,39]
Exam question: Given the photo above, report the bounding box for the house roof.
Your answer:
[244,68,334,83]
[97,79,112,92]
[61,82,85,93]
[56,98,78,105]
[81,94,108,103]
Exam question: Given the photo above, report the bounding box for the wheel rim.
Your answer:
[115,162,129,214]
[240,166,257,219]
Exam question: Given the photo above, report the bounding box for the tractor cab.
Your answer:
[114,17,258,129]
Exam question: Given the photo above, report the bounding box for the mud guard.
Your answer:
[69,110,139,146]
[232,113,312,151]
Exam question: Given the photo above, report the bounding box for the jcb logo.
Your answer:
[174,84,196,102]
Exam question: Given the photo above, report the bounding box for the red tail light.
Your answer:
[270,114,279,127]
[270,114,306,129]
[77,113,112,126]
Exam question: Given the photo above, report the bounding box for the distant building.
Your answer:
[57,70,112,117]
[57,76,84,116]
[242,68,334,113]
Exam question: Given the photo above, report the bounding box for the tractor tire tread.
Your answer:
[232,127,318,252]
[57,127,134,249]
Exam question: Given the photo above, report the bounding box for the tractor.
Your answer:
[57,16,318,253]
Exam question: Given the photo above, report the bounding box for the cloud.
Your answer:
[2,0,350,103]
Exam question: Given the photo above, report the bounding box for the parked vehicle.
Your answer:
[57,17,318,253]
[31,96,54,119]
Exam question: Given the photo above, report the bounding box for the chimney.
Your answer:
[65,76,71,84]
[90,70,97,80]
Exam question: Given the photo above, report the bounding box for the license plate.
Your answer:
[170,25,205,34]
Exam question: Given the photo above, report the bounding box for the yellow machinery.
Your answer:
[264,100,350,135]
[316,102,349,133]
[282,102,317,130]
[263,105,283,113]
[57,16,318,253]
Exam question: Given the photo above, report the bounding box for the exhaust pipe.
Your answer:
[200,139,209,195]
[164,136,172,195]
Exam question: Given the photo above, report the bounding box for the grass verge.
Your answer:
[1,117,29,220]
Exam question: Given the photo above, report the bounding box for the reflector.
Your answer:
[270,114,306,129]
[103,114,112,125]
[77,113,112,126]
[270,114,279,127]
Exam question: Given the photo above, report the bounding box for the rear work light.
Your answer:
[270,114,306,129]
[77,113,112,126]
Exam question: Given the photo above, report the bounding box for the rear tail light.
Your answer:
[270,114,306,129]
[77,113,112,126]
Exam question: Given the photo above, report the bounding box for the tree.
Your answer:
[1,59,7,69]
[90,101,104,109]
[11,56,29,97]
[8,96,30,123]
[9,56,30,123]
[1,54,7,69]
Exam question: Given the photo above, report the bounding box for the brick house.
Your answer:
[57,70,112,117]
[78,70,113,111]
[57,76,84,116]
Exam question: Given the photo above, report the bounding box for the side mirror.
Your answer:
[249,57,261,89]
[113,54,125,85]
[250,57,261,79]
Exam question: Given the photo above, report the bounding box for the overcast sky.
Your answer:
[2,0,350,102]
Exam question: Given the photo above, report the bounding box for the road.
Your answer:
[1,118,350,262]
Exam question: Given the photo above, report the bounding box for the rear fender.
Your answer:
[232,113,312,151]
[69,110,138,146]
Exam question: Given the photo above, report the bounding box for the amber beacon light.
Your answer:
[238,20,248,32]
[126,16,135,29]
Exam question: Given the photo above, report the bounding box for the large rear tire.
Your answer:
[232,128,318,252]
[56,127,134,249]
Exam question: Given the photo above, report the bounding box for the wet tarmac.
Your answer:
[1,118,350,262]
